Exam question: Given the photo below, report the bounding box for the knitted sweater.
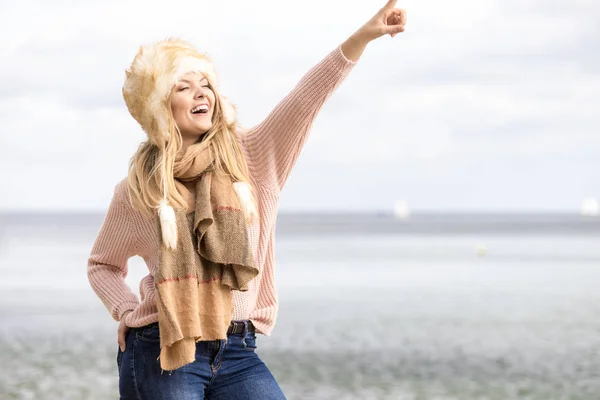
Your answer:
[87,45,356,335]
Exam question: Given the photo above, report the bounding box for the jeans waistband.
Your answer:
[135,320,255,336]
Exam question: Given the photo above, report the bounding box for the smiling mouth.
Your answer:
[191,105,209,115]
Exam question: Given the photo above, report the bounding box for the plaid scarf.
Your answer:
[154,141,258,371]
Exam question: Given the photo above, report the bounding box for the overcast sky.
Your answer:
[1,0,598,213]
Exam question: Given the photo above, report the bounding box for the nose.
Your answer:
[194,86,208,99]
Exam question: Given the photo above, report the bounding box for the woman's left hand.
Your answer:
[357,0,407,41]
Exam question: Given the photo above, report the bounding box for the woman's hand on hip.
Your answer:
[118,310,132,352]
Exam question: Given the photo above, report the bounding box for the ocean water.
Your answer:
[0,213,599,399]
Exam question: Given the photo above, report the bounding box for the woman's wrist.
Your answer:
[341,31,371,62]
[120,309,133,321]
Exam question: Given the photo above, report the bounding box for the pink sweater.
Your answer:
[88,45,356,335]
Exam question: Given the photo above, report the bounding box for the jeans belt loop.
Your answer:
[241,320,249,348]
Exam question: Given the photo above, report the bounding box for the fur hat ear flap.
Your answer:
[220,96,237,126]
[154,109,171,142]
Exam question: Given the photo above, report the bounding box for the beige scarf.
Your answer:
[154,141,258,371]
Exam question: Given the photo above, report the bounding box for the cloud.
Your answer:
[0,0,598,211]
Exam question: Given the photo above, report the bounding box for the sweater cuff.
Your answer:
[114,301,140,321]
[335,44,359,69]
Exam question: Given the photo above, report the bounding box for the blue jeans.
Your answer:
[117,321,287,400]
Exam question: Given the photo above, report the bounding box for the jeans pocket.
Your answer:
[135,325,161,343]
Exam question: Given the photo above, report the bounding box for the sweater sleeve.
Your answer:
[87,182,140,322]
[242,45,357,191]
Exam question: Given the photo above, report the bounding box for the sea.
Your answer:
[0,212,599,400]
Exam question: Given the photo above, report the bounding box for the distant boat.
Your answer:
[393,201,410,220]
[580,197,599,216]
[476,244,488,257]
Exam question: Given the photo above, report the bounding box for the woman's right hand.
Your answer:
[118,310,132,352]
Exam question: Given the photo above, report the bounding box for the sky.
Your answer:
[1,0,598,213]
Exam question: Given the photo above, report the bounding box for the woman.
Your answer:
[88,1,406,399]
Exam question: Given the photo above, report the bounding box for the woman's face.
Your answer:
[170,72,216,144]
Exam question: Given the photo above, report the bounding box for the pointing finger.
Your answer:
[383,0,397,10]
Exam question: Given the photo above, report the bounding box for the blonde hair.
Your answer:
[126,85,256,222]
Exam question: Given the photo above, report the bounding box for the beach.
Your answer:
[1,213,599,399]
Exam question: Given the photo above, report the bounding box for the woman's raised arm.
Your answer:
[242,0,406,192]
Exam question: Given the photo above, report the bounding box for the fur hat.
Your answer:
[122,38,236,142]
[121,38,244,249]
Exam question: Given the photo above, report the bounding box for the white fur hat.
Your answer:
[122,38,236,143]
[121,38,241,249]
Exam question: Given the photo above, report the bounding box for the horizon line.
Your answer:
[0,209,593,216]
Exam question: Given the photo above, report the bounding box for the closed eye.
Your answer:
[179,87,190,91]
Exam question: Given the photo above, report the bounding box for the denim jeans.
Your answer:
[117,321,287,400]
